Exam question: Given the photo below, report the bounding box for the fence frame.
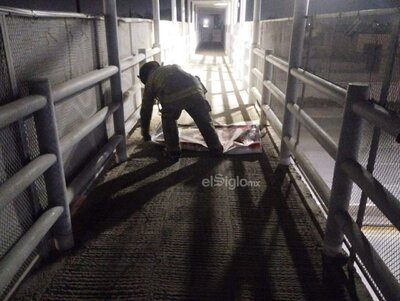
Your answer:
[246,0,400,299]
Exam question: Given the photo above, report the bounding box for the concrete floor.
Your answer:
[12,50,372,301]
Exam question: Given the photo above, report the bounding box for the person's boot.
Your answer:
[209,145,223,157]
[162,149,181,162]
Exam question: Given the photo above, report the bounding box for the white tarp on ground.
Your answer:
[151,122,262,154]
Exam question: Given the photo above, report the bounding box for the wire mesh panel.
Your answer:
[118,20,153,127]
[303,9,400,297]
[259,9,400,299]
[305,11,400,95]
[259,19,292,123]
[260,19,292,61]
[387,29,400,113]
[0,17,38,258]
[5,15,107,182]
[0,22,11,104]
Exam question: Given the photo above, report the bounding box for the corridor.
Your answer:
[12,52,368,301]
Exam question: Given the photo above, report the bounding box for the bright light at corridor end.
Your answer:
[214,2,228,6]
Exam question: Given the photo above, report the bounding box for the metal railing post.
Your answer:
[239,0,246,24]
[30,79,74,251]
[181,0,186,34]
[103,0,128,163]
[323,83,370,257]
[260,49,273,127]
[171,0,177,23]
[279,0,309,165]
[152,0,162,61]
[248,0,261,102]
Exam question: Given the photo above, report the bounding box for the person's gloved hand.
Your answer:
[142,130,151,142]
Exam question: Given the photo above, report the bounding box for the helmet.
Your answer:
[138,61,160,84]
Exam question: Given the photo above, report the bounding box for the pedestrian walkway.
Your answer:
[12,50,370,301]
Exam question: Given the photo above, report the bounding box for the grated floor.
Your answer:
[12,51,370,301]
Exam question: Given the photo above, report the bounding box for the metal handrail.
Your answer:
[253,47,265,59]
[0,95,46,129]
[286,103,338,159]
[0,154,56,212]
[59,107,109,155]
[0,6,100,19]
[139,47,161,60]
[253,5,400,300]
[265,54,288,73]
[0,206,64,293]
[283,136,331,204]
[291,68,346,105]
[118,17,153,24]
[120,54,146,72]
[261,105,283,135]
[341,160,400,230]
[352,100,400,142]
[315,7,400,20]
[66,135,123,204]
[53,66,118,103]
[263,80,285,105]
[251,67,263,81]
[336,210,400,301]
[250,87,262,103]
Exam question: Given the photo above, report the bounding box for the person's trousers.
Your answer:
[161,95,222,153]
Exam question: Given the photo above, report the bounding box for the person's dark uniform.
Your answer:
[139,61,223,160]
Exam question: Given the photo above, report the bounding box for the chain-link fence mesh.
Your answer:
[0,13,102,296]
[0,11,156,296]
[5,16,107,182]
[259,19,292,123]
[0,21,11,104]
[258,8,400,299]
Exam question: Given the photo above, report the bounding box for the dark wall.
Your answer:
[0,0,398,20]
[245,0,399,20]
[0,0,77,12]
[0,0,174,19]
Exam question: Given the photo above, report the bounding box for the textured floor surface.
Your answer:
[12,52,370,301]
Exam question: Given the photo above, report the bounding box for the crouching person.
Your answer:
[139,61,223,162]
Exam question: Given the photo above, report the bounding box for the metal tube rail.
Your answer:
[291,68,346,105]
[253,47,265,59]
[341,160,400,230]
[52,66,118,103]
[30,79,74,250]
[264,80,286,106]
[279,0,309,165]
[0,206,63,294]
[139,47,161,60]
[0,6,100,19]
[66,135,123,204]
[2,254,39,301]
[0,95,46,129]
[120,54,146,72]
[352,100,400,142]
[260,49,274,127]
[265,54,289,73]
[324,84,369,256]
[59,106,109,156]
[0,154,56,212]
[315,7,399,20]
[251,68,263,82]
[336,210,400,301]
[118,18,153,24]
[283,136,331,205]
[250,87,262,104]
[287,103,338,159]
[104,0,127,162]
[262,105,283,135]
